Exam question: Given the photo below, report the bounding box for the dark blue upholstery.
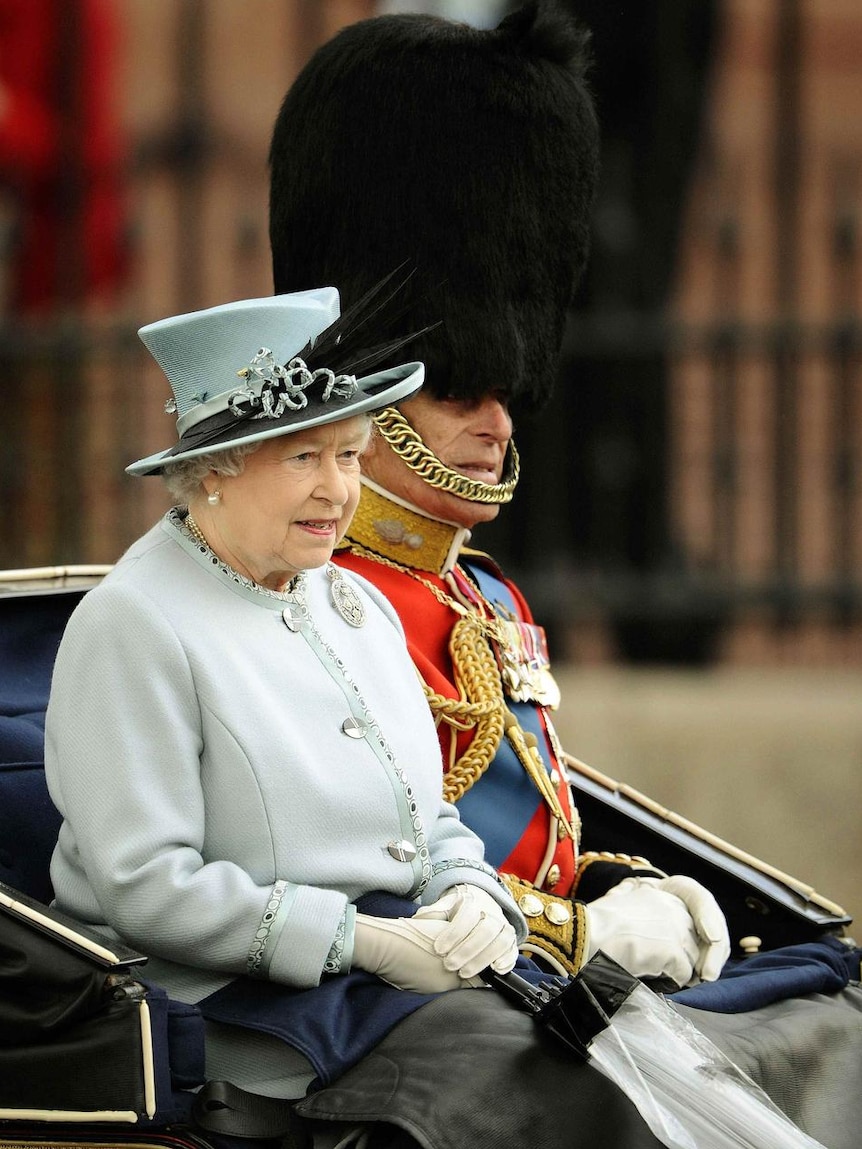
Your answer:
[0,589,85,901]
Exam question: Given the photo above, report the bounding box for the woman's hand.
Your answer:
[352,913,485,992]
[414,883,519,976]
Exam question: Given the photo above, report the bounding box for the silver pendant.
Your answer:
[327,565,366,627]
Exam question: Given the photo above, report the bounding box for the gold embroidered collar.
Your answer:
[342,479,470,575]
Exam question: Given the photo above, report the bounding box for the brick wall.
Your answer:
[4,0,860,666]
[671,0,862,664]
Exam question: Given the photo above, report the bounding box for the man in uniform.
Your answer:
[266,2,730,989]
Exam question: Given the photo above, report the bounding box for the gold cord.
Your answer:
[441,612,508,803]
[345,540,573,832]
[346,541,507,801]
[503,715,575,839]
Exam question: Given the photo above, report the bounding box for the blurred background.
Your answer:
[1,0,860,926]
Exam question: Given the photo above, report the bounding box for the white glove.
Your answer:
[414,883,519,977]
[652,875,730,981]
[585,876,703,986]
[352,913,484,992]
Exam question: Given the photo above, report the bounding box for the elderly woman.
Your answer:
[44,285,526,1103]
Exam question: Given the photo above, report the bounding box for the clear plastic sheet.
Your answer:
[588,982,827,1149]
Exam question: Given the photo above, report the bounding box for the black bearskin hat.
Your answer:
[269,1,599,414]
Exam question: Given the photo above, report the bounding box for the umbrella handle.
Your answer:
[479,966,552,1014]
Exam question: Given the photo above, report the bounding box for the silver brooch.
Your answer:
[230,350,358,421]
[327,565,366,627]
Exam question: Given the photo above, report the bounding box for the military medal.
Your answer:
[495,619,561,709]
[327,564,366,627]
[447,565,562,709]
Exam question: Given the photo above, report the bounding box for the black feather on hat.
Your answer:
[269,0,599,415]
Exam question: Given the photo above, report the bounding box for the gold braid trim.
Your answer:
[503,715,575,840]
[438,613,507,804]
[373,406,520,505]
[346,541,508,801]
[501,873,588,978]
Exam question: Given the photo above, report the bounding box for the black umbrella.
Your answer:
[483,950,637,1059]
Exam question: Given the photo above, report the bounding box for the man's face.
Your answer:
[361,392,514,529]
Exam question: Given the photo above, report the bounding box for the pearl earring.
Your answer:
[207,489,222,506]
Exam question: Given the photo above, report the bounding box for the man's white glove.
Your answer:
[585,875,729,987]
[352,914,485,992]
[414,883,519,977]
[652,875,731,981]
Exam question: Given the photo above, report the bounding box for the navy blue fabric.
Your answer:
[0,592,80,716]
[0,712,45,763]
[672,936,862,1013]
[0,591,77,899]
[136,981,206,1125]
[200,892,554,1089]
[199,892,436,1087]
[153,983,209,1091]
[200,966,437,1089]
[201,956,554,1091]
[0,762,62,900]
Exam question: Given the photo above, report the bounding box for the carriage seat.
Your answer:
[0,586,74,903]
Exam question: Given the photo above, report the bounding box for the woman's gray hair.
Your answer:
[162,442,263,503]
[161,417,378,502]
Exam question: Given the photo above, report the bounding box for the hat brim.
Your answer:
[126,360,424,477]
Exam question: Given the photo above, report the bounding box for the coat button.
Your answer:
[341,716,368,739]
[386,840,417,862]
[281,606,302,632]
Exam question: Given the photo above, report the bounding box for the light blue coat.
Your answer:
[45,511,523,1006]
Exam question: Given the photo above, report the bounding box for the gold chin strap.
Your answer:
[373,406,520,504]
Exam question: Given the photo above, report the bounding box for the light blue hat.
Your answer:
[127,285,424,476]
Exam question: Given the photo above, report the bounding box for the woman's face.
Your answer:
[195,415,370,591]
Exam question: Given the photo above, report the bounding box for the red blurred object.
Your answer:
[0,0,128,313]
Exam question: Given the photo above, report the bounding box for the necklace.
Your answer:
[181,509,300,597]
[185,511,209,549]
[182,509,362,626]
